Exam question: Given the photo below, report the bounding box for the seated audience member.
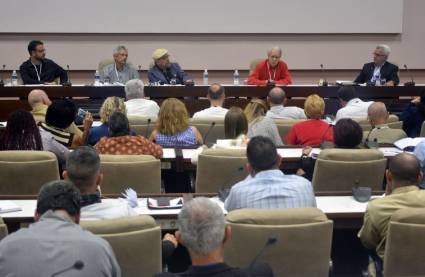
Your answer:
[0,110,69,167]
[224,107,249,140]
[124,79,160,117]
[0,180,121,276]
[192,84,228,119]
[400,89,425,137]
[245,99,283,146]
[413,141,425,189]
[266,87,306,120]
[148,48,193,85]
[100,45,139,85]
[88,96,127,145]
[335,86,373,122]
[363,102,407,144]
[358,153,425,263]
[224,136,315,212]
[354,44,399,86]
[247,46,292,85]
[19,40,68,85]
[155,197,273,277]
[149,98,203,147]
[95,112,163,158]
[40,99,93,148]
[285,94,333,146]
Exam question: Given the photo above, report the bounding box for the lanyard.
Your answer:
[114,63,121,83]
[266,62,276,81]
[32,62,42,82]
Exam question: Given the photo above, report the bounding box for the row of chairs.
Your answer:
[1,207,424,276]
[0,148,386,195]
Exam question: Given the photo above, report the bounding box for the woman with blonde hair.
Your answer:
[286,94,333,146]
[149,98,203,147]
[244,98,283,146]
[87,96,127,145]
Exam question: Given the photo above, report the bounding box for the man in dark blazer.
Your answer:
[354,45,399,86]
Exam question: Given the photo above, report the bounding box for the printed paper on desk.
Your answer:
[0,200,22,213]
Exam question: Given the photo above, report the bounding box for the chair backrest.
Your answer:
[312,149,386,192]
[190,118,225,145]
[273,119,306,141]
[421,121,425,137]
[195,148,247,193]
[0,217,8,241]
[98,59,115,72]
[81,216,161,277]
[0,151,59,195]
[249,58,264,75]
[357,115,401,131]
[225,208,333,277]
[100,155,161,194]
[384,208,425,276]
[128,116,157,137]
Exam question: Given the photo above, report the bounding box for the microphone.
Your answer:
[145,118,152,138]
[364,126,379,149]
[0,64,5,87]
[319,64,328,87]
[202,121,216,145]
[403,64,415,87]
[248,237,277,277]
[62,64,72,86]
[51,260,84,276]
[320,124,333,149]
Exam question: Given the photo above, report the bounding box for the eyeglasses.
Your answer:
[373,52,386,57]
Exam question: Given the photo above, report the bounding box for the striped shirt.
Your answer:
[224,169,316,211]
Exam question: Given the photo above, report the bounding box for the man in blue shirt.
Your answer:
[148,48,194,85]
[224,136,316,211]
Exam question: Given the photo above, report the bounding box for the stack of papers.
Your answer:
[0,200,22,213]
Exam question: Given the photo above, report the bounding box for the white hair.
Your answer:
[113,45,128,55]
[267,46,282,56]
[177,197,226,255]
[125,79,144,100]
[376,44,391,56]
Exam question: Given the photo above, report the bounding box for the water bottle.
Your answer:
[94,70,100,86]
[203,69,208,85]
[11,70,18,86]
[233,69,240,85]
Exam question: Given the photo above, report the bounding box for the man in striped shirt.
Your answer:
[224,136,316,211]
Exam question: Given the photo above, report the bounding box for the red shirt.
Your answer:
[248,59,292,85]
[285,120,334,146]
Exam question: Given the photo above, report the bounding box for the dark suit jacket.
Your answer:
[148,63,189,85]
[354,62,399,85]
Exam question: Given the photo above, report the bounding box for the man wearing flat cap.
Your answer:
[148,48,193,85]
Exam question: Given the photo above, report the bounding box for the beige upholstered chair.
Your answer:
[98,59,115,72]
[249,58,264,75]
[273,119,306,142]
[0,151,59,195]
[384,208,425,276]
[100,155,161,194]
[312,149,386,192]
[81,216,161,277]
[128,116,157,137]
[420,121,425,137]
[0,218,8,241]
[190,118,225,145]
[357,115,401,131]
[225,208,333,277]
[195,148,247,193]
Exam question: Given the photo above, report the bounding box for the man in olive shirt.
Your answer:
[19,40,68,84]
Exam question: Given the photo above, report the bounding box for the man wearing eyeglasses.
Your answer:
[354,44,399,86]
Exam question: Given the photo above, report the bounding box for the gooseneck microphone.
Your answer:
[51,260,84,277]
[403,64,415,87]
[320,64,328,86]
[145,118,152,138]
[202,121,216,145]
[248,237,277,277]
[62,64,72,86]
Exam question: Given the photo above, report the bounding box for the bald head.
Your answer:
[28,89,51,108]
[207,83,225,106]
[268,87,286,106]
[388,153,422,187]
[368,102,389,126]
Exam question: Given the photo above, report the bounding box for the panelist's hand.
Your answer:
[266,79,275,87]
[384,80,395,87]
[163,233,178,248]
[411,97,421,105]
[44,81,57,85]
[83,112,93,130]
[184,79,195,86]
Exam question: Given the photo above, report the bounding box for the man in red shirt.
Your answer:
[248,46,292,85]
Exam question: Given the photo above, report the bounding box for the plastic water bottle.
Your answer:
[203,69,208,85]
[233,69,240,85]
[94,70,100,86]
[11,70,18,86]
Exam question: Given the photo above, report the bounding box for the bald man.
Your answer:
[28,89,52,123]
[358,153,425,262]
[363,102,406,144]
[248,46,292,86]
[266,87,306,120]
[192,84,228,119]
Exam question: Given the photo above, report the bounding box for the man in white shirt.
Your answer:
[63,146,137,220]
[335,86,373,122]
[192,84,228,119]
[124,79,160,118]
[266,87,306,120]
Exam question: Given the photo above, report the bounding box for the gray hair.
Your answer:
[65,146,100,192]
[267,46,282,56]
[113,45,128,55]
[177,197,226,255]
[376,44,391,56]
[268,87,286,105]
[125,79,144,100]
